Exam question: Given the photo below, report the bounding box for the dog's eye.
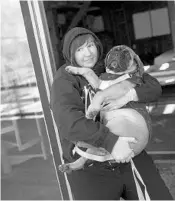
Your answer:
[111,61,118,68]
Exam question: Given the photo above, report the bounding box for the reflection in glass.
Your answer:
[1,0,42,118]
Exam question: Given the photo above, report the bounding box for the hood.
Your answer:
[62,27,103,66]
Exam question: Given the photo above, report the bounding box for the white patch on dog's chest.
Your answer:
[99,80,112,90]
[99,73,131,90]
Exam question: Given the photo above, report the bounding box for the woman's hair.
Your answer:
[70,34,101,66]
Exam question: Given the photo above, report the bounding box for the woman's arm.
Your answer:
[50,73,135,162]
[86,73,161,115]
[86,81,136,118]
[134,73,162,103]
[116,73,162,103]
[50,76,118,154]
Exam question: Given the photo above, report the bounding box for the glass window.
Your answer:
[151,8,170,36]
[1,1,60,199]
[132,11,152,39]
[132,7,170,39]
[1,0,40,117]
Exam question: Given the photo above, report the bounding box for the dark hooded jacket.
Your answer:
[50,27,162,162]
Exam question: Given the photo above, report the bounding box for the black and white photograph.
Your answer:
[1,0,175,200]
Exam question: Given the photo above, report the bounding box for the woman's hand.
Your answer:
[111,137,137,163]
[128,133,149,156]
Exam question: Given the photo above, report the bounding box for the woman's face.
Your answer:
[75,37,98,68]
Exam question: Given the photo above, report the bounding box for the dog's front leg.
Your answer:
[65,66,87,75]
[65,66,101,89]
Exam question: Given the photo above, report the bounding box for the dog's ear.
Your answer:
[104,47,114,67]
[123,46,144,76]
[134,55,144,76]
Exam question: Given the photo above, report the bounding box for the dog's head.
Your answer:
[105,45,144,77]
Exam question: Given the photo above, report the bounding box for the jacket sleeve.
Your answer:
[135,73,162,103]
[50,77,118,153]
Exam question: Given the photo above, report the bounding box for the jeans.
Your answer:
[67,150,173,200]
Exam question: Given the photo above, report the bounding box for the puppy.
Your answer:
[59,45,151,173]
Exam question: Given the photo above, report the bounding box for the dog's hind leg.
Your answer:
[59,157,87,173]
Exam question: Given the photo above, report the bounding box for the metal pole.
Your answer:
[167,1,175,53]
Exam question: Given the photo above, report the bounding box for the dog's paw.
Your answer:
[59,164,72,174]
[65,66,81,75]
[86,110,98,119]
[65,66,76,74]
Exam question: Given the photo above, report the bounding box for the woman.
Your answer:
[50,27,173,200]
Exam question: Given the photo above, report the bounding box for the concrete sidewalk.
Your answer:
[1,114,175,200]
[1,156,62,200]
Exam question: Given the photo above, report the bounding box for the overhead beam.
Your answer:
[68,1,91,30]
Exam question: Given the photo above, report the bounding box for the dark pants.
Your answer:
[67,151,173,200]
